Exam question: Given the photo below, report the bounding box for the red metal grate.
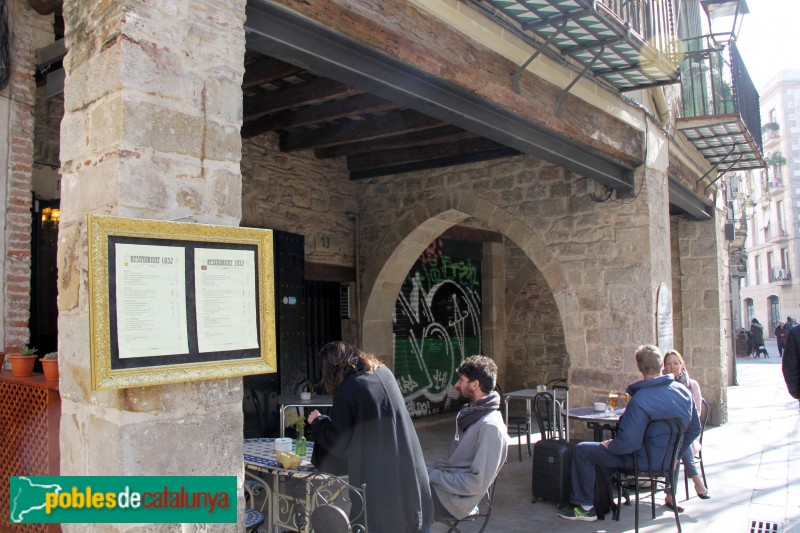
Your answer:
[1,376,60,532]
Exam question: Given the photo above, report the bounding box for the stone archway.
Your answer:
[358,192,581,388]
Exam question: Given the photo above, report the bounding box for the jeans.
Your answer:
[570,442,634,508]
[679,444,698,478]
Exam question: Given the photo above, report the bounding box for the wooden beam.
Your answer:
[242,93,399,139]
[314,125,474,159]
[280,109,444,151]
[305,261,355,282]
[346,137,510,171]
[243,56,304,89]
[244,77,363,121]
[350,147,519,180]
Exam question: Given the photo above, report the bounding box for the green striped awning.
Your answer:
[488,0,681,91]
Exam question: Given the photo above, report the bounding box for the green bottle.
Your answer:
[296,435,307,457]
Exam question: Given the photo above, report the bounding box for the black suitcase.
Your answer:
[531,439,571,507]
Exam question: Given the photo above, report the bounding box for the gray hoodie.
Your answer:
[427,392,510,519]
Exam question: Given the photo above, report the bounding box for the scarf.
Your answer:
[675,368,693,393]
[455,391,500,439]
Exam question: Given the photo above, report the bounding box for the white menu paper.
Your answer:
[194,248,259,353]
[115,243,189,358]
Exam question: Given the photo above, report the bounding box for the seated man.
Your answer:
[558,344,701,522]
[427,355,510,521]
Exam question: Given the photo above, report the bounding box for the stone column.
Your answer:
[566,126,673,410]
[676,211,729,425]
[1,2,52,351]
[482,242,506,378]
[58,1,246,530]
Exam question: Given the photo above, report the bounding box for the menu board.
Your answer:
[88,215,277,390]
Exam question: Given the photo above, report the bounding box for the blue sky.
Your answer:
[734,0,800,91]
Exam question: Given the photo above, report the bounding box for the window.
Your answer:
[767,251,774,279]
[777,200,785,235]
[754,255,761,285]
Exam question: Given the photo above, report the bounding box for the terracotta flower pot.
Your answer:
[8,355,36,377]
[41,359,59,382]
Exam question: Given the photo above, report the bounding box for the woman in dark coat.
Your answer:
[307,341,433,533]
[751,318,769,358]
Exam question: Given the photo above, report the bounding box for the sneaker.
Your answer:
[558,506,598,522]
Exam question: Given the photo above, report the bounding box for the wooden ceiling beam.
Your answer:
[243,77,363,121]
[349,147,519,180]
[243,57,304,89]
[279,109,444,152]
[242,93,400,139]
[314,125,475,159]
[346,137,512,171]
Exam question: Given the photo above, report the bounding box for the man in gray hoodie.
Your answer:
[427,355,509,521]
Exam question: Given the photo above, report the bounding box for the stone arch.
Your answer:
[359,191,582,374]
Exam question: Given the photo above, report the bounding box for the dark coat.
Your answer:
[751,322,765,345]
[310,365,434,533]
[608,374,701,469]
[776,324,789,347]
[783,325,800,399]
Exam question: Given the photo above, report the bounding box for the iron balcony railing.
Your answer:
[601,0,678,60]
[680,36,763,151]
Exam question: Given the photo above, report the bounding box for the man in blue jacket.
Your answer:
[559,344,701,521]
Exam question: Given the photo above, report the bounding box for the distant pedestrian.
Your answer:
[751,318,769,358]
[776,320,790,358]
[782,321,800,406]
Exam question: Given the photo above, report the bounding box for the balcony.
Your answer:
[478,0,681,93]
[676,37,765,173]
[769,267,792,284]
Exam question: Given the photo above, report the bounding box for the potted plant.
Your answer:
[8,345,37,377]
[40,351,59,382]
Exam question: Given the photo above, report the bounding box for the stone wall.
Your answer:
[504,239,568,390]
[241,133,356,267]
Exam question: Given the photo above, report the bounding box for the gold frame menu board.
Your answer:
[88,215,277,390]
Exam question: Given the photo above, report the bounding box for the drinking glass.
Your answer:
[608,392,618,410]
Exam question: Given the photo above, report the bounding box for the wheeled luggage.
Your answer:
[531,438,571,507]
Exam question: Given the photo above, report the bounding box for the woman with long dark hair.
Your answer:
[307,341,433,533]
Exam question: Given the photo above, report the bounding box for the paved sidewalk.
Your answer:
[418,347,800,532]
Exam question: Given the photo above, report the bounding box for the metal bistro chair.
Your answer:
[292,472,368,533]
[614,418,686,533]
[684,398,710,500]
[438,477,498,533]
[495,384,531,461]
[533,391,565,441]
[244,476,270,532]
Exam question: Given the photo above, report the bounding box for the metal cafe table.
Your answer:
[244,437,317,532]
[567,407,625,442]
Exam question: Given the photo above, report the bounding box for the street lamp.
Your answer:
[700,0,749,42]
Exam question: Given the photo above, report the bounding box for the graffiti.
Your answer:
[397,374,419,395]
[405,400,432,418]
[394,238,482,417]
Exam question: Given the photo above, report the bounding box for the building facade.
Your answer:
[738,70,800,334]
[0,0,763,529]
